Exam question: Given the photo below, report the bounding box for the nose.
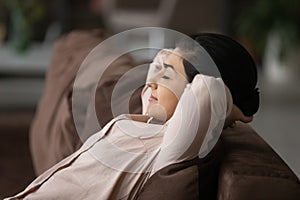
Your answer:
[147,68,164,89]
[147,82,158,90]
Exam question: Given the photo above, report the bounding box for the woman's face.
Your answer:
[146,50,188,122]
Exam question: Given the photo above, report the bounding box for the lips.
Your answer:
[149,95,158,102]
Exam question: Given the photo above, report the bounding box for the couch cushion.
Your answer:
[30,30,105,175]
[137,140,224,200]
[30,30,143,175]
[218,122,300,200]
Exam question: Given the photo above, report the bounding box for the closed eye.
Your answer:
[162,75,170,79]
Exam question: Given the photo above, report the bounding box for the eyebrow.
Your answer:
[163,63,175,70]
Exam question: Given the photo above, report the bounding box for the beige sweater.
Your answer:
[6,74,231,200]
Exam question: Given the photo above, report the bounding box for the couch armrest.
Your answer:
[218,122,300,200]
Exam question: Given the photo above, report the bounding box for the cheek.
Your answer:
[157,86,179,116]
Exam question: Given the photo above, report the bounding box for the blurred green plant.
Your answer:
[4,0,46,52]
[236,0,300,59]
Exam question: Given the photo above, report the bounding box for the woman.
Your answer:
[5,33,259,199]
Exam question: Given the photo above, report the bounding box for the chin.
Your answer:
[146,104,168,122]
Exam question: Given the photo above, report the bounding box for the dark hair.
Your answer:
[182,59,199,83]
[183,33,259,116]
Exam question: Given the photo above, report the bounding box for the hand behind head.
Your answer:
[224,105,253,128]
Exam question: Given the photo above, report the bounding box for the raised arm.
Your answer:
[152,74,232,173]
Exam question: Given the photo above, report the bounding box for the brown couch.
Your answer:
[138,122,300,200]
[30,30,300,199]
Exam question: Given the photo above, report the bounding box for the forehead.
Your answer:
[164,49,187,79]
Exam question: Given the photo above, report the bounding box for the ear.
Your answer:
[224,104,253,128]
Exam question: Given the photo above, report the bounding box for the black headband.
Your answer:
[192,33,259,116]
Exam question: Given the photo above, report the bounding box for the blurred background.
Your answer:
[0,0,299,198]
